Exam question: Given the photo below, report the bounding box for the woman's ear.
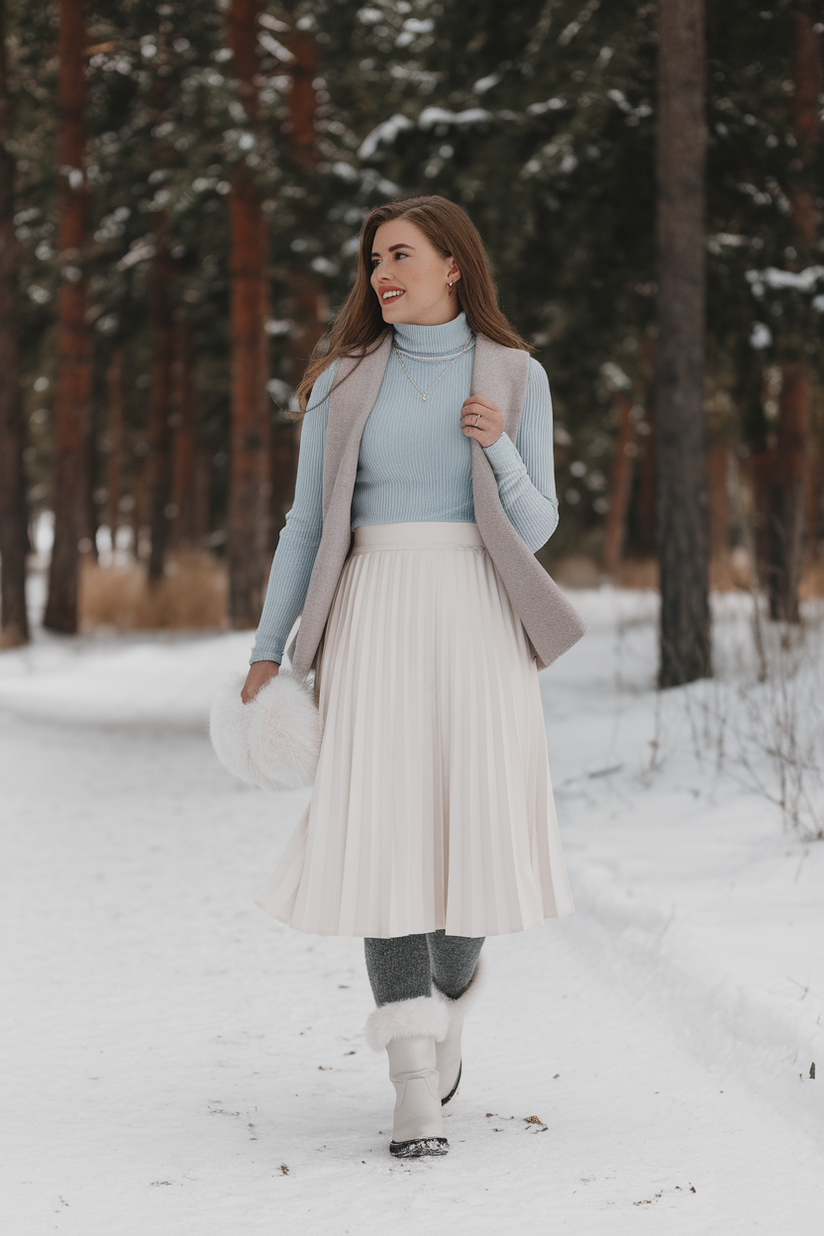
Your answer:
[447,260,461,289]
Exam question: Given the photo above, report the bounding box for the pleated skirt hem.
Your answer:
[256,521,574,938]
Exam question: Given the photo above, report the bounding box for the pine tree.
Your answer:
[0,0,29,646]
[654,0,711,685]
[227,0,270,627]
[767,6,821,621]
[44,0,92,634]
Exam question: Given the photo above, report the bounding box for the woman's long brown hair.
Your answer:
[295,194,532,414]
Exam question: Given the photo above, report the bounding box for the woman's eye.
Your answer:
[371,252,408,267]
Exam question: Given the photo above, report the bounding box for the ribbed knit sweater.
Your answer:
[251,312,558,665]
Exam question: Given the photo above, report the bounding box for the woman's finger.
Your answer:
[460,409,502,428]
[461,394,499,410]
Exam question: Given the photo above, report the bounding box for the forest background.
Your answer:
[0,0,822,686]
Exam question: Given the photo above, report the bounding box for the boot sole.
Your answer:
[389,1137,449,1158]
[441,1060,462,1107]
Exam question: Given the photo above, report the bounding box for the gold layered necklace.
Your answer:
[392,332,475,401]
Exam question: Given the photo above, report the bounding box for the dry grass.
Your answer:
[0,622,28,650]
[550,555,605,588]
[800,557,824,600]
[616,557,659,590]
[73,545,824,635]
[79,552,228,632]
[565,552,824,597]
[547,555,661,589]
[708,551,824,598]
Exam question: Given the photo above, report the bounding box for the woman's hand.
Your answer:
[241,660,279,704]
[460,395,504,448]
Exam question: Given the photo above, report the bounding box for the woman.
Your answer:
[242,195,584,1159]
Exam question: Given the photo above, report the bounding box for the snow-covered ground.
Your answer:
[2,589,822,1235]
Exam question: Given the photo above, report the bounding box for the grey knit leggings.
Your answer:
[364,930,484,1006]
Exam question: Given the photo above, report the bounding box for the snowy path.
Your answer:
[2,608,822,1235]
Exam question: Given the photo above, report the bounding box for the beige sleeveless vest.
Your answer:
[288,331,587,679]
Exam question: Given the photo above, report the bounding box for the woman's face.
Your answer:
[369,219,461,326]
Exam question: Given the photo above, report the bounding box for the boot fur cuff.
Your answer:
[433,956,486,1008]
[365,996,450,1052]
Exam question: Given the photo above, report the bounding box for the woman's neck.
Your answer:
[392,312,472,359]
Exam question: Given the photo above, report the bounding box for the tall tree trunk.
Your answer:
[79,394,98,561]
[633,343,657,561]
[654,0,710,686]
[144,22,181,583]
[601,394,636,575]
[707,442,732,589]
[750,445,776,583]
[105,346,123,556]
[146,219,175,582]
[804,433,821,557]
[227,0,270,626]
[132,455,147,560]
[44,0,91,633]
[767,7,821,621]
[269,26,324,549]
[788,4,821,245]
[193,445,212,548]
[171,322,197,549]
[286,27,325,386]
[271,419,300,545]
[0,0,29,647]
[636,416,656,559]
[769,362,810,620]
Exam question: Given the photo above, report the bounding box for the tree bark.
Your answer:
[653,0,711,686]
[270,27,324,549]
[44,0,92,633]
[767,7,821,621]
[271,418,300,544]
[788,5,821,245]
[171,322,197,549]
[636,417,656,559]
[0,0,28,647]
[803,432,821,555]
[105,346,124,555]
[192,445,212,548]
[285,28,325,387]
[769,362,810,620]
[146,218,175,582]
[601,394,636,575]
[227,0,270,626]
[79,394,98,561]
[132,455,147,560]
[707,442,732,589]
[750,445,776,582]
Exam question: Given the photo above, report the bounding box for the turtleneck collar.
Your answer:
[392,311,473,358]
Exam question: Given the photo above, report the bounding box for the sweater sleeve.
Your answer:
[249,362,339,665]
[480,357,559,552]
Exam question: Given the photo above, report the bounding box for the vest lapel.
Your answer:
[471,336,588,670]
[292,333,392,677]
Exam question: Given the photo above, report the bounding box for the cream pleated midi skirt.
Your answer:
[256,521,574,938]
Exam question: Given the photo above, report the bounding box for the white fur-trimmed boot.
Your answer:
[434,959,485,1105]
[365,996,450,1158]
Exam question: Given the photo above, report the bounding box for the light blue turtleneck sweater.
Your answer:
[250,312,558,664]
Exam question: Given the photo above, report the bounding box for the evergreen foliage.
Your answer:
[2,0,821,570]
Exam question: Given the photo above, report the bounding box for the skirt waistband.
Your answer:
[351,521,484,553]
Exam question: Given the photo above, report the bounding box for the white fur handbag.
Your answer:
[209,670,321,791]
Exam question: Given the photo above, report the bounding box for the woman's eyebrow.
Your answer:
[370,242,417,257]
